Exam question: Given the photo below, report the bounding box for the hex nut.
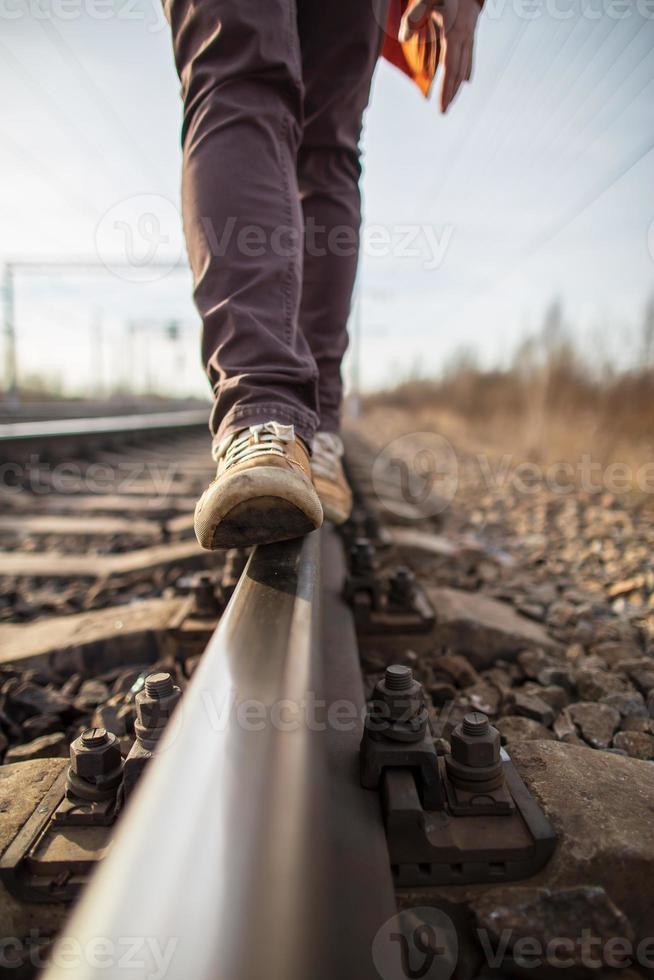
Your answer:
[70,730,122,780]
[450,722,501,768]
[375,688,424,723]
[351,538,376,574]
[135,686,181,729]
[388,567,416,605]
[372,669,425,724]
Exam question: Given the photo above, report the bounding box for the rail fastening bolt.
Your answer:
[389,566,415,601]
[462,712,491,737]
[369,664,427,740]
[446,711,503,790]
[145,672,175,699]
[350,537,375,575]
[384,664,414,692]
[81,727,109,748]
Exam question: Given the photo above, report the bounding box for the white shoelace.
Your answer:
[214,422,295,468]
[311,431,344,479]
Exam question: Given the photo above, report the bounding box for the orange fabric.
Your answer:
[382,0,483,98]
[382,0,438,97]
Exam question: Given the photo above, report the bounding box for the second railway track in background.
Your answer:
[0,411,213,630]
[2,411,649,980]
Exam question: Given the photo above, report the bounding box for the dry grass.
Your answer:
[363,327,654,501]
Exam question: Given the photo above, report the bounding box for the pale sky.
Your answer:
[1,1,653,397]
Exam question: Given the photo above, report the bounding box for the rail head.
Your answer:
[0,410,210,465]
[0,410,209,444]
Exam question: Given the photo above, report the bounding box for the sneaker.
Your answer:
[194,422,323,550]
[311,431,352,526]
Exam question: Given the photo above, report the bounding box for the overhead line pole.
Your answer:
[1,258,191,404]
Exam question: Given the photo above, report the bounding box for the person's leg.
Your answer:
[166,0,320,452]
[165,0,323,549]
[297,0,387,434]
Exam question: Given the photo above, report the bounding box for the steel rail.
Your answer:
[42,526,396,980]
[0,410,209,463]
[0,410,208,443]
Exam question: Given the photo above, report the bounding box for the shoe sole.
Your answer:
[320,503,350,526]
[207,495,317,550]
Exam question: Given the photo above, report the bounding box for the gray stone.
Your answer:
[21,713,62,739]
[22,667,61,686]
[482,665,515,693]
[553,708,580,743]
[432,653,480,689]
[537,665,575,692]
[546,600,578,628]
[473,885,634,971]
[528,583,558,605]
[504,690,554,727]
[389,528,469,562]
[435,702,471,739]
[466,681,502,717]
[7,682,71,719]
[117,702,136,732]
[518,648,555,680]
[429,682,457,708]
[426,587,557,668]
[592,642,643,667]
[600,691,647,719]
[574,667,632,702]
[4,732,68,762]
[523,680,569,712]
[92,701,127,737]
[568,702,620,749]
[110,665,151,695]
[579,654,606,671]
[75,679,110,708]
[617,716,654,734]
[517,602,545,621]
[495,715,556,745]
[612,731,654,760]
[621,660,654,695]
[60,672,83,697]
[565,642,587,665]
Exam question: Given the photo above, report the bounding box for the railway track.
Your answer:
[0,412,213,630]
[1,412,650,979]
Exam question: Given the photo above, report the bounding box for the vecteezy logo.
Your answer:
[95,194,183,282]
[371,432,459,519]
[372,906,458,980]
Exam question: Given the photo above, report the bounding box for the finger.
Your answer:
[440,38,462,113]
[449,41,469,108]
[448,55,466,110]
[464,40,473,82]
[454,39,468,89]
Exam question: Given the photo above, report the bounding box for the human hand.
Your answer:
[399,0,481,113]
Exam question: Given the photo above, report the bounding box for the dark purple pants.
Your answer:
[165,0,386,450]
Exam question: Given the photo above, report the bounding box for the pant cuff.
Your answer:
[211,403,318,456]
